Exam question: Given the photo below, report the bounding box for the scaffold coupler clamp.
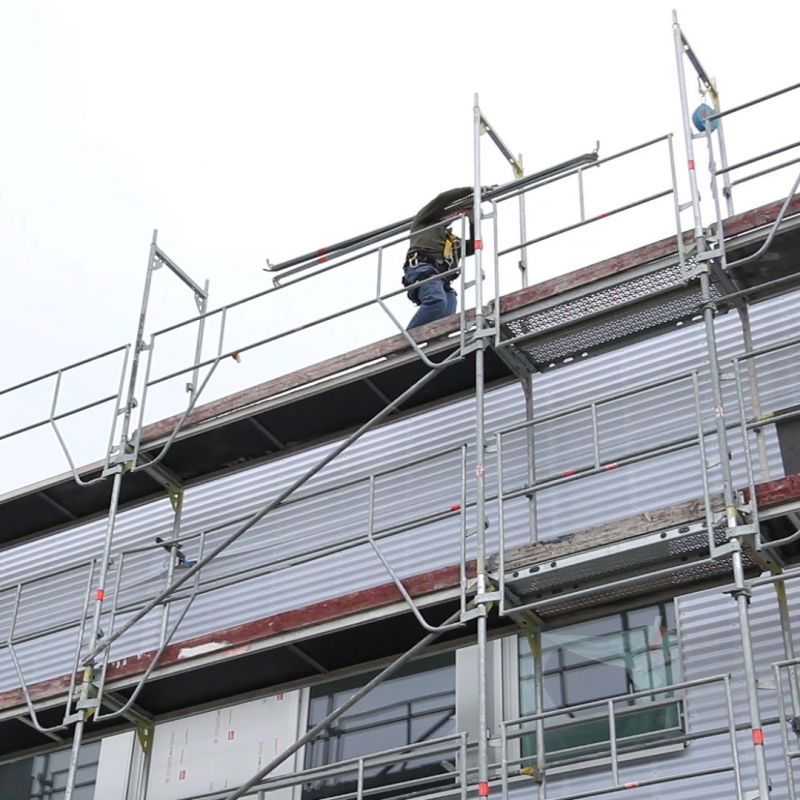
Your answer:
[520,765,544,783]
[726,583,753,604]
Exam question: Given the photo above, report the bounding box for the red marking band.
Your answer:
[96,589,105,601]
[450,504,462,511]
[317,256,327,263]
[474,240,483,250]
[317,248,327,255]
[624,782,641,789]
[606,463,619,471]
[753,728,764,745]
[688,159,695,170]
[596,212,608,219]
[563,469,575,477]
[478,782,490,797]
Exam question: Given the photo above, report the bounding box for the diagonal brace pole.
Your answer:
[83,351,462,665]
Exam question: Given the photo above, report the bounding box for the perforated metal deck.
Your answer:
[498,206,800,371]
[503,261,720,369]
[494,522,761,620]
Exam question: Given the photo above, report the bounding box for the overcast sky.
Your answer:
[1,1,798,494]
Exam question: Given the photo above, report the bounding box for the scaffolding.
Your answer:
[1,11,800,800]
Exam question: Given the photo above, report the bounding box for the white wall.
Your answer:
[144,690,302,800]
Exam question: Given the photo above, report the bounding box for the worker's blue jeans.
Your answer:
[404,264,457,331]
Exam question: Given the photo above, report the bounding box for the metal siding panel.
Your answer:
[496,584,800,799]
[1,291,800,693]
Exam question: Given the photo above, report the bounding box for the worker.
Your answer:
[402,186,489,331]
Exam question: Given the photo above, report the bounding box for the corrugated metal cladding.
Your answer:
[1,290,800,696]
[497,579,800,800]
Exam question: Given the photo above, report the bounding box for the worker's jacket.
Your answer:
[406,187,475,269]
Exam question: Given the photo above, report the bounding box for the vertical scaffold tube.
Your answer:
[673,14,771,798]
[65,233,161,800]
[672,12,704,247]
[775,579,800,750]
[473,92,491,800]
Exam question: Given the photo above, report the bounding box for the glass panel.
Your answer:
[304,653,456,799]
[0,756,35,800]
[519,602,682,765]
[2,742,99,800]
[563,662,628,706]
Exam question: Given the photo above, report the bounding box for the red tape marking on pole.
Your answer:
[753,728,764,745]
[606,463,619,471]
[563,469,575,477]
[475,240,483,250]
[96,589,105,601]
[478,781,490,797]
[688,159,695,170]
[450,504,461,511]
[624,782,641,789]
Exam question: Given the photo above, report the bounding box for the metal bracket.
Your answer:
[460,606,487,622]
[474,326,498,340]
[727,523,759,539]
[165,481,183,512]
[519,765,545,783]
[136,722,154,755]
[458,339,485,357]
[725,585,753,603]
[682,255,703,280]
[134,450,185,497]
[474,591,501,605]
[710,539,737,559]
[491,343,536,382]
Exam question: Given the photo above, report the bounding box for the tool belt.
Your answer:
[403,251,459,277]
[402,252,458,305]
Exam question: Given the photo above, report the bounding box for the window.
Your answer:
[518,602,682,765]
[0,741,101,800]
[302,653,456,800]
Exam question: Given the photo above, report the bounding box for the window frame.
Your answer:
[501,599,687,776]
[0,740,102,800]
[300,651,459,800]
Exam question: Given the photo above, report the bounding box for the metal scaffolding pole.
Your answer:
[532,625,547,799]
[63,233,161,800]
[737,306,771,480]
[775,580,800,754]
[514,156,539,545]
[673,12,771,799]
[473,92,492,800]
